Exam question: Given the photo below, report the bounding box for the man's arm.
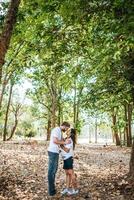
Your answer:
[53,137,70,145]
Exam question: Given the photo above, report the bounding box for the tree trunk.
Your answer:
[129,140,134,178]
[46,78,57,128]
[0,0,21,84]
[0,77,7,109]
[7,118,18,141]
[46,119,51,141]
[51,94,57,128]
[114,132,121,146]
[124,104,129,146]
[73,79,77,125]
[124,103,133,147]
[61,109,63,124]
[3,83,13,141]
[123,127,126,145]
[75,86,83,129]
[128,103,133,146]
[58,103,61,126]
[95,117,97,143]
[112,108,120,146]
[57,88,62,126]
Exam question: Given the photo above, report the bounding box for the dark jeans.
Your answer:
[48,151,59,196]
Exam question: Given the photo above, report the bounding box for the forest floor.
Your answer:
[0,140,134,200]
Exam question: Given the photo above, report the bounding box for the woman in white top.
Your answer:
[60,128,79,195]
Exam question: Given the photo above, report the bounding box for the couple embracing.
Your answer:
[47,122,79,197]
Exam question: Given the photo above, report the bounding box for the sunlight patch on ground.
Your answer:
[78,137,113,145]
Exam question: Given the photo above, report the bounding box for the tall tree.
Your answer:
[0,0,21,84]
[3,81,13,141]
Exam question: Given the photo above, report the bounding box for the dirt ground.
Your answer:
[0,141,133,200]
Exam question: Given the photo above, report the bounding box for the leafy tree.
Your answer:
[0,0,21,84]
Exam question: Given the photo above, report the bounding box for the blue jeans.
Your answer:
[48,151,59,196]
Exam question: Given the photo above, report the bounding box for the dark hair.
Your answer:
[70,128,77,149]
[61,121,70,127]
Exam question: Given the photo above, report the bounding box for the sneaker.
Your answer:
[61,188,68,195]
[67,189,79,195]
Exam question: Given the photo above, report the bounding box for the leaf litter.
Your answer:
[0,141,133,200]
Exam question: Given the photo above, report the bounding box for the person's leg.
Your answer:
[67,170,72,188]
[61,170,70,194]
[67,169,79,194]
[66,158,76,189]
[68,170,74,188]
[48,151,59,196]
[65,170,70,188]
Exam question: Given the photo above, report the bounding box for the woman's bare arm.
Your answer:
[60,144,70,153]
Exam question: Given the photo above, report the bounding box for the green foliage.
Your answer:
[0,0,133,137]
[0,1,9,31]
[25,130,36,138]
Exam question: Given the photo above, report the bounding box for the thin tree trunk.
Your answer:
[124,103,132,147]
[112,108,120,146]
[0,77,7,109]
[119,131,122,144]
[124,104,129,146]
[112,130,115,143]
[5,103,22,140]
[128,103,133,146]
[58,104,61,126]
[51,94,57,128]
[51,84,57,128]
[46,119,51,141]
[45,78,57,128]
[75,87,83,129]
[95,117,97,143]
[129,140,134,178]
[3,83,13,141]
[73,79,77,124]
[0,0,21,84]
[123,127,126,145]
[61,109,63,124]
[57,88,62,126]
[7,117,18,141]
